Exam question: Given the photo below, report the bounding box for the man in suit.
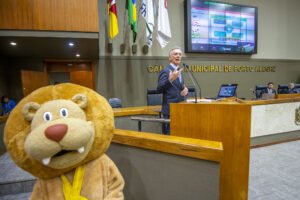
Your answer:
[283,83,298,94]
[157,47,188,135]
[262,82,277,95]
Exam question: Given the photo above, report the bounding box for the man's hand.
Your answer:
[180,85,188,96]
[169,67,183,83]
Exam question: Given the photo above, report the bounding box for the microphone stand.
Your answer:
[183,63,202,103]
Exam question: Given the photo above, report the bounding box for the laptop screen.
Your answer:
[218,84,238,97]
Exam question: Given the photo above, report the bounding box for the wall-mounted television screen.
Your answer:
[184,0,257,54]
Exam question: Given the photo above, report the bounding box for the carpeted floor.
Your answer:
[248,140,300,200]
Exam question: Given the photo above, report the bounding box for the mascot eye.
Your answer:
[60,108,68,117]
[43,112,52,122]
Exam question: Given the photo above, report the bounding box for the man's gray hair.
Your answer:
[169,46,182,56]
[288,83,294,86]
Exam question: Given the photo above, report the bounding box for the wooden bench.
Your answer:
[131,116,170,132]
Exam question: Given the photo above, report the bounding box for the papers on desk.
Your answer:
[186,99,214,102]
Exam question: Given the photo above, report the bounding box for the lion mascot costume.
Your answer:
[4,83,124,200]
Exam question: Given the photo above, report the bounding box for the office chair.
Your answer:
[277,84,288,94]
[108,98,122,108]
[255,85,267,99]
[147,88,162,106]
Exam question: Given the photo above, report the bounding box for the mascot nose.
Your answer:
[45,124,68,142]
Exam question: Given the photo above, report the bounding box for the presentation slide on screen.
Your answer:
[191,1,255,53]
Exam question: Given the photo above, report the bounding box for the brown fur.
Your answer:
[30,154,124,200]
[4,84,118,183]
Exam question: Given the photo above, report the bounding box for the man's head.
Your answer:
[288,83,295,89]
[267,82,274,89]
[1,96,9,103]
[169,47,182,66]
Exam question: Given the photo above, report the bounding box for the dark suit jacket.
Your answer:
[157,65,184,116]
[261,88,276,95]
[283,88,297,94]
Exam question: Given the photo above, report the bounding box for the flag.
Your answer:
[140,0,154,47]
[107,0,119,40]
[157,0,172,48]
[126,0,138,43]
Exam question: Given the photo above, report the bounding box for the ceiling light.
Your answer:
[10,42,17,46]
[76,54,80,57]
[68,42,74,47]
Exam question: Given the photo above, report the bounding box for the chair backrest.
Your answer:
[277,84,288,94]
[186,86,196,98]
[147,88,162,106]
[295,84,300,93]
[108,98,122,108]
[255,85,267,99]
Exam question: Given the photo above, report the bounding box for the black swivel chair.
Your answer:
[108,98,122,108]
[186,86,196,98]
[255,85,267,99]
[147,88,162,106]
[277,84,289,94]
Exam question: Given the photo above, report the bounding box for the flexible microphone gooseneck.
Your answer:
[182,63,202,103]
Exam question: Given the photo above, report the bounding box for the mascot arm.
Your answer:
[104,157,125,200]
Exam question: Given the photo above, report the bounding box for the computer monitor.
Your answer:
[218,84,238,98]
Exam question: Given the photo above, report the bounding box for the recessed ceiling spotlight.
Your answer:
[76,54,80,57]
[68,42,74,47]
[10,42,17,46]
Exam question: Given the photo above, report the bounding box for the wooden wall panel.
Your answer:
[21,70,50,96]
[70,71,94,90]
[171,102,251,200]
[0,0,34,29]
[0,0,99,32]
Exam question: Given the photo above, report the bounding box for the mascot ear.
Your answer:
[22,102,41,121]
[72,94,88,109]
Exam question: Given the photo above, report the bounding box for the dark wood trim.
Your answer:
[44,59,94,63]
[251,137,300,149]
[0,148,6,156]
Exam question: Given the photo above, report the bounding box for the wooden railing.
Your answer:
[113,129,223,162]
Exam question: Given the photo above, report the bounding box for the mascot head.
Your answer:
[4,83,114,179]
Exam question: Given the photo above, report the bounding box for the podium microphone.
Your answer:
[182,63,202,103]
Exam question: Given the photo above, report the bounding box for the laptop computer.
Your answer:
[261,93,275,100]
[207,84,238,100]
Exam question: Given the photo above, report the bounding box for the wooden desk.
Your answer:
[170,102,251,200]
[170,95,300,200]
[0,115,8,123]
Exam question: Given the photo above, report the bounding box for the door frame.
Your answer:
[44,59,95,90]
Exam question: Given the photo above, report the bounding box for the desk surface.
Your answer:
[113,95,300,117]
[238,93,300,105]
[113,105,161,117]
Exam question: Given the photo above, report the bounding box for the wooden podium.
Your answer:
[170,101,251,200]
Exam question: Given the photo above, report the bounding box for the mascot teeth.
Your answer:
[42,157,51,166]
[78,146,85,153]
